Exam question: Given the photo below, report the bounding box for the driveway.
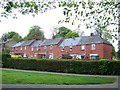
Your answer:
[0,68,119,89]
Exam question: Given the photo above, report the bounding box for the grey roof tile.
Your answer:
[12,41,25,47]
[21,40,34,46]
[41,38,62,46]
[59,35,111,47]
[78,35,111,45]
[59,37,81,47]
[31,40,43,47]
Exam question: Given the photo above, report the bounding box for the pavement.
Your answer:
[0,68,119,89]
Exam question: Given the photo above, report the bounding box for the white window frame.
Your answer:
[31,55,33,57]
[90,54,99,60]
[61,46,64,51]
[91,44,96,50]
[50,45,53,50]
[23,53,27,58]
[44,46,46,50]
[36,47,39,51]
[15,47,17,50]
[70,46,72,51]
[31,47,34,51]
[20,46,22,50]
[24,46,26,50]
[81,45,85,50]
[49,53,53,59]
[34,54,37,57]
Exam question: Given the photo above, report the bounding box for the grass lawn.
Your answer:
[1,70,116,85]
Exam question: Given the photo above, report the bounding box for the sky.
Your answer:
[0,8,90,39]
[0,7,118,51]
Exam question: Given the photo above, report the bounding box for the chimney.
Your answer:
[52,34,55,39]
[90,33,94,36]
[72,36,75,40]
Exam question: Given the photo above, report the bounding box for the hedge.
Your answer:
[2,58,120,75]
[0,52,11,60]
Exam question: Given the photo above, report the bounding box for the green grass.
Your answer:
[1,70,116,85]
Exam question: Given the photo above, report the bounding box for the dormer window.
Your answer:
[70,46,72,51]
[61,47,64,51]
[91,44,95,50]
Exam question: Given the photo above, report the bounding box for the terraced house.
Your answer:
[11,35,112,60]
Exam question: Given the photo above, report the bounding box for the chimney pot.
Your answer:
[72,36,75,40]
[90,33,94,36]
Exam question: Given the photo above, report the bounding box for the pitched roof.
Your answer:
[31,40,43,47]
[21,40,35,46]
[12,41,25,47]
[78,35,111,45]
[59,35,111,47]
[59,37,81,47]
[41,38,62,46]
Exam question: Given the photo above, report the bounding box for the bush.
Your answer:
[0,52,11,60]
[2,58,120,75]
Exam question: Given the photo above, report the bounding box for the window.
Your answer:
[81,45,85,50]
[23,53,27,58]
[70,46,72,51]
[31,55,33,57]
[50,45,53,50]
[31,47,34,51]
[81,55,85,59]
[36,47,39,51]
[49,53,53,59]
[61,47,64,51]
[24,46,26,50]
[20,46,22,50]
[91,44,95,50]
[34,54,37,57]
[44,46,46,50]
[15,47,17,50]
[90,54,99,60]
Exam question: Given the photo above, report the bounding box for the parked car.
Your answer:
[11,55,22,58]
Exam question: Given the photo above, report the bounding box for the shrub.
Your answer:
[2,58,120,75]
[1,52,11,60]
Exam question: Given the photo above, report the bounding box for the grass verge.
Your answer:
[1,70,116,85]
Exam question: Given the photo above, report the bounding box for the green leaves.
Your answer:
[81,11,83,16]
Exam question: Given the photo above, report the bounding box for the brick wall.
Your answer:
[11,43,112,60]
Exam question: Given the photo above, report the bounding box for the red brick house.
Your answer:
[11,40,35,58]
[30,38,63,59]
[11,35,112,60]
[58,36,112,60]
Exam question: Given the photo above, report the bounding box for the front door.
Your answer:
[49,53,53,59]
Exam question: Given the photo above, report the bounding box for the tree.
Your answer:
[12,33,22,42]
[0,1,119,40]
[117,0,120,60]
[24,25,45,40]
[54,26,72,38]
[1,31,22,42]
[117,50,120,60]
[65,31,79,39]
[112,46,116,59]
